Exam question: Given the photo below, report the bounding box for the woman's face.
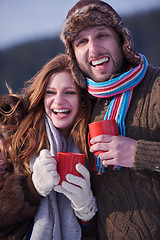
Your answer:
[44,71,80,136]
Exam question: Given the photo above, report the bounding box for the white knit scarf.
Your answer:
[30,115,81,240]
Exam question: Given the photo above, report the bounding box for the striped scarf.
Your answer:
[87,54,148,136]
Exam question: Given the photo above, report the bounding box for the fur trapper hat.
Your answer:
[61,0,141,88]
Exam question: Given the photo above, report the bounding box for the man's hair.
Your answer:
[61,0,141,88]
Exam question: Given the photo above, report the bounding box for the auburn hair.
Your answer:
[1,54,91,174]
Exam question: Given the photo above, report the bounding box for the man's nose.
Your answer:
[88,39,99,55]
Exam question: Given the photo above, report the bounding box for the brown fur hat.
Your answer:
[61,0,141,88]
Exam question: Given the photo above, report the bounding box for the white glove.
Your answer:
[54,163,96,221]
[32,149,60,197]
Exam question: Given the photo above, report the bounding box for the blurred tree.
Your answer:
[124,9,160,66]
[0,9,160,96]
[0,36,65,95]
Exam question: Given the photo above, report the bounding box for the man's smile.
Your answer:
[90,57,110,67]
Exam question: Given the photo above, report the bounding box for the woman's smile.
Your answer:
[44,71,80,136]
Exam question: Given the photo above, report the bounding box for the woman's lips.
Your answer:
[53,109,71,116]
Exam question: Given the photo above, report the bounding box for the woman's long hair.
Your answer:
[1,54,91,174]
[0,94,27,172]
[0,94,27,138]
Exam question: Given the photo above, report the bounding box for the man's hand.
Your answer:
[89,134,137,168]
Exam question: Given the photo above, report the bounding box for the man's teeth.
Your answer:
[91,57,109,67]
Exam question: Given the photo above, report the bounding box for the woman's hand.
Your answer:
[32,149,60,197]
[54,163,96,221]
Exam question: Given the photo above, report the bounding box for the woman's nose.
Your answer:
[54,93,66,105]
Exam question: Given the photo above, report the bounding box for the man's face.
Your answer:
[72,25,125,82]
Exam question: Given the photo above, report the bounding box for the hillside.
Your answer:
[0,9,160,95]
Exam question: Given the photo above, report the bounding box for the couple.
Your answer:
[1,0,160,239]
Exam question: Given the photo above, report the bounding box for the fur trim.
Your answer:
[61,0,141,88]
[0,174,38,228]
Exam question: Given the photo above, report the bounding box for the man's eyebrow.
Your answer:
[74,26,109,42]
[74,34,84,43]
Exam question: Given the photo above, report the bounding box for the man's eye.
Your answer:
[76,39,87,47]
[98,33,109,39]
[98,34,106,38]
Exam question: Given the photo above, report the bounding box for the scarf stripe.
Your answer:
[87,54,148,136]
[88,64,141,91]
[87,55,147,99]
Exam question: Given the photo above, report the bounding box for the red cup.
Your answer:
[88,119,118,156]
[56,152,85,185]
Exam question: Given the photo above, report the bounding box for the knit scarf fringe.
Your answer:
[87,54,148,136]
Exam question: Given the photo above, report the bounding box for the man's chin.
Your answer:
[81,68,111,82]
[88,74,111,82]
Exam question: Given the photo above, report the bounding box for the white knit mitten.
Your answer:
[32,149,60,197]
[54,163,96,221]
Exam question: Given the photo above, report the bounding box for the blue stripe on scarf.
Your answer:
[87,54,148,172]
[87,54,148,98]
[87,54,148,136]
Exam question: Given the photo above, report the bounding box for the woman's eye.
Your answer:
[46,90,56,95]
[65,91,76,95]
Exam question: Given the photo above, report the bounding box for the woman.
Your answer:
[0,54,96,239]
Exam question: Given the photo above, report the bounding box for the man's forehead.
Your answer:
[74,25,112,41]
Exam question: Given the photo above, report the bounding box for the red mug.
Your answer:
[88,119,118,156]
[56,152,85,185]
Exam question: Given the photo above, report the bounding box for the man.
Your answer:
[60,0,160,239]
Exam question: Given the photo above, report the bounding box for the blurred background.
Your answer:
[0,0,160,95]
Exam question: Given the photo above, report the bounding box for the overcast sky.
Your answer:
[1,0,160,50]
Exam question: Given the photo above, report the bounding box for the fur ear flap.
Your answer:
[67,45,87,89]
[61,0,141,88]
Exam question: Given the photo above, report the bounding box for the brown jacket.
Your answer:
[90,65,160,239]
[0,173,41,240]
[0,172,97,240]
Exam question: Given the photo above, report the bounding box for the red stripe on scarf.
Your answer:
[88,63,143,93]
[111,94,121,119]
